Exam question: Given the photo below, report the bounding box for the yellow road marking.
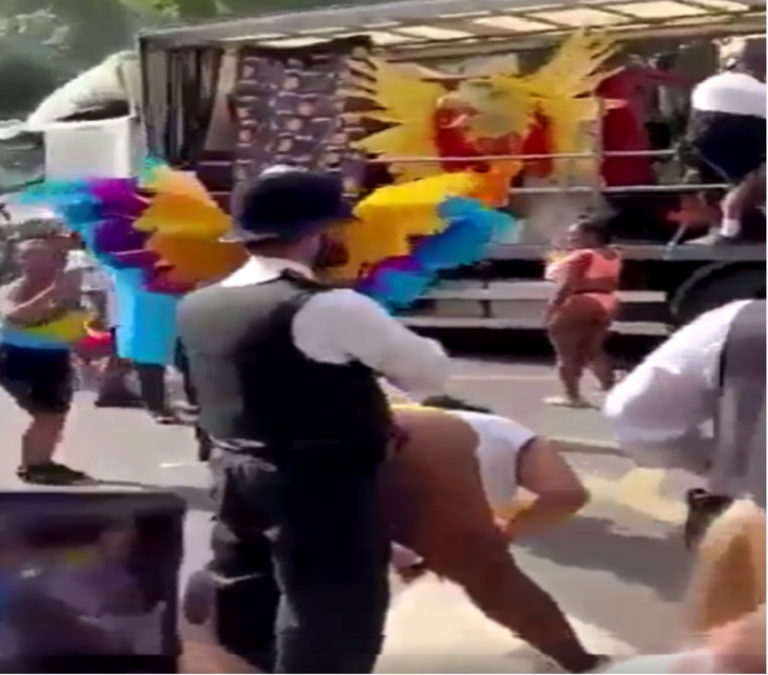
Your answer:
[582,469,685,525]
[554,436,618,453]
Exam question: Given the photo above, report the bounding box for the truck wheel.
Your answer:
[669,264,765,327]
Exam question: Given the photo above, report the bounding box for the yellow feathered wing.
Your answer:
[349,58,445,182]
[524,30,619,176]
[329,172,482,281]
[135,167,247,286]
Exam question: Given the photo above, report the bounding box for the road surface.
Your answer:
[0,355,698,672]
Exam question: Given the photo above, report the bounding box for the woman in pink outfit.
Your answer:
[545,214,622,407]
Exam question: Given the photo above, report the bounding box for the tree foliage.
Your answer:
[0,0,338,118]
[0,0,145,117]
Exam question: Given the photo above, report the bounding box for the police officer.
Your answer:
[604,299,765,546]
[177,169,450,673]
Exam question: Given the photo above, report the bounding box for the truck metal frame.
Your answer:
[139,0,766,332]
[139,0,764,58]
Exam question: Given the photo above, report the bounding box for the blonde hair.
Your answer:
[685,499,766,637]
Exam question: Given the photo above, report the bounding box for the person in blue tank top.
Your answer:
[0,236,90,485]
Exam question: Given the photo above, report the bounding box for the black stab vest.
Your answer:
[177,271,393,474]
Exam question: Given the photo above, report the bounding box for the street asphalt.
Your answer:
[0,348,700,673]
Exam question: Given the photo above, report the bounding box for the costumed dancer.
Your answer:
[684,38,766,243]
[544,213,622,408]
[0,235,90,485]
[604,298,765,548]
[385,396,605,673]
[177,169,451,673]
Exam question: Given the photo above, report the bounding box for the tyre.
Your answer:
[669,263,765,327]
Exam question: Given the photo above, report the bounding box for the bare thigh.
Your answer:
[581,317,612,360]
[383,409,506,577]
[548,322,586,364]
[517,437,585,499]
[547,297,605,364]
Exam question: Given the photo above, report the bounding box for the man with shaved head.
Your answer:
[684,37,766,243]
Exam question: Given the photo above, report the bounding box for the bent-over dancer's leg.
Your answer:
[385,409,599,673]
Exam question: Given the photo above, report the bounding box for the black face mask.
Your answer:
[314,234,349,271]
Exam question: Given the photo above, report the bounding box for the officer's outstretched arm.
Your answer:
[293,288,451,398]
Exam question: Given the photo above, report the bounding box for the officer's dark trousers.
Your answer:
[210,447,391,673]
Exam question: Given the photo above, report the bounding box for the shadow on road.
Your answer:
[516,511,691,603]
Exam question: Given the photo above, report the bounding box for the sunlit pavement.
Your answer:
[0,354,697,671]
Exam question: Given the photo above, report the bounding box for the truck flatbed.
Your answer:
[488,242,767,262]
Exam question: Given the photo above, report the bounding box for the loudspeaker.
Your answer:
[0,490,185,673]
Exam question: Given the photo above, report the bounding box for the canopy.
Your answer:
[140,0,765,60]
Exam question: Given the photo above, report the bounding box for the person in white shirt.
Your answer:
[385,396,600,673]
[603,299,765,544]
[684,38,766,242]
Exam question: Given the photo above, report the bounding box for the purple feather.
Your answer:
[89,179,147,218]
[94,218,150,254]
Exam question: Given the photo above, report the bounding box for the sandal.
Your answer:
[17,462,92,486]
[149,409,184,425]
[95,393,144,409]
[544,395,592,409]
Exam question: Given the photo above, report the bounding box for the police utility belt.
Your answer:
[212,426,404,463]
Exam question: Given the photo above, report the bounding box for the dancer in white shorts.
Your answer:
[391,394,588,573]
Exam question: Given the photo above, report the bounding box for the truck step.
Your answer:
[399,315,669,336]
[405,280,671,326]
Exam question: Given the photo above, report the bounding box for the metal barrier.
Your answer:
[367,144,734,250]
[365,147,729,193]
[367,148,680,162]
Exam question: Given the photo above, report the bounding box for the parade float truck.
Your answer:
[3,0,764,333]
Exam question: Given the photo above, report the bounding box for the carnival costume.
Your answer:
[21,168,512,363]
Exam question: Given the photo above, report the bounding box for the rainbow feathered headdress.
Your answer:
[21,159,517,312]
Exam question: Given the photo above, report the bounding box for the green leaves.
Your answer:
[0,0,369,118]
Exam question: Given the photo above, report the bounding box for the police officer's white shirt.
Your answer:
[220,256,451,398]
[603,300,749,472]
[691,71,767,118]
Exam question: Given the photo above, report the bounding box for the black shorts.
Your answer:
[684,110,766,185]
[0,344,74,414]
